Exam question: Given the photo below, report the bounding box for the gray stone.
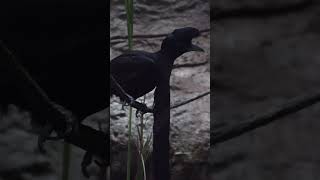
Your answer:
[211,2,320,180]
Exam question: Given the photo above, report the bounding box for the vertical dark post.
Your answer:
[153,77,171,180]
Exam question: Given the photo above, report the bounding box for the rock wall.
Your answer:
[211,0,320,179]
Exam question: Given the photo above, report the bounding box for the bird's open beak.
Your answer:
[188,44,204,52]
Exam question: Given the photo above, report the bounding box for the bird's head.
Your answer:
[161,27,204,58]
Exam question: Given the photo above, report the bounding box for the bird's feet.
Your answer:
[37,103,77,153]
[130,99,154,118]
[81,151,108,178]
[37,123,54,153]
[51,103,78,136]
[121,97,153,117]
[81,151,93,178]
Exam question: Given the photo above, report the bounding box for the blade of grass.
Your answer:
[125,0,133,49]
[124,0,134,179]
[127,106,133,180]
[140,152,147,180]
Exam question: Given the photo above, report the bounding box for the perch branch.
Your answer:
[212,92,320,145]
[173,59,208,69]
[0,40,55,108]
[171,91,210,109]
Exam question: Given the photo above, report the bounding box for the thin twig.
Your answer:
[0,40,53,107]
[114,91,210,112]
[171,91,210,109]
[173,60,208,69]
[211,92,320,145]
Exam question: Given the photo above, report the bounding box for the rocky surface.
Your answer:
[0,105,108,180]
[212,0,309,10]
[110,0,210,179]
[0,105,60,180]
[211,0,320,179]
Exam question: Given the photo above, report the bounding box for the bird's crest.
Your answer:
[171,27,201,41]
[161,27,203,54]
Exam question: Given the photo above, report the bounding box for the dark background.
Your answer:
[0,0,108,114]
[0,0,108,179]
[211,0,320,179]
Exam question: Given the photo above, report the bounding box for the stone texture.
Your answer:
[0,105,109,180]
[0,106,60,180]
[211,0,310,11]
[211,1,320,180]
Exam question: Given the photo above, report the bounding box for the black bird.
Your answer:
[110,27,204,180]
[110,27,204,101]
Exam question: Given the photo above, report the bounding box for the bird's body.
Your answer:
[111,51,158,99]
[110,27,203,102]
[110,27,204,180]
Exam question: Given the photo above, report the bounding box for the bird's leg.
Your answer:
[119,93,153,115]
[37,123,54,153]
[81,151,93,178]
[50,103,77,137]
[121,101,128,110]
[81,152,108,178]
[129,97,153,117]
[111,75,153,113]
[36,102,77,153]
[135,100,155,118]
[136,109,142,118]
[80,118,108,178]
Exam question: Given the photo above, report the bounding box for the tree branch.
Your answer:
[171,91,210,109]
[211,92,320,145]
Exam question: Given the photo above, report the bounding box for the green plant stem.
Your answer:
[125,0,134,179]
[140,152,147,180]
[140,115,144,151]
[125,0,133,49]
[127,106,133,180]
[138,95,147,180]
